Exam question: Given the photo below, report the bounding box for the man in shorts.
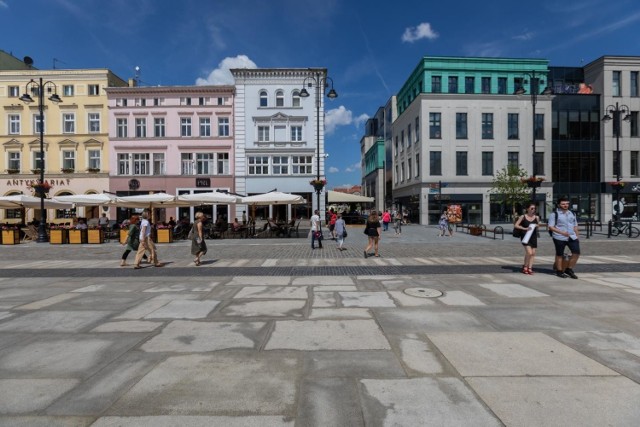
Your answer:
[548,196,580,279]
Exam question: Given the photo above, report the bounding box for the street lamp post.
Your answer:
[19,78,62,243]
[299,70,337,214]
[515,71,553,204]
[602,102,631,221]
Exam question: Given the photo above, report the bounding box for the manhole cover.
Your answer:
[403,287,443,298]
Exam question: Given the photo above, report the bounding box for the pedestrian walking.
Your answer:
[190,211,207,266]
[335,213,347,251]
[363,211,382,258]
[134,211,163,269]
[514,203,540,274]
[438,210,449,237]
[328,209,337,239]
[548,196,580,279]
[310,209,323,249]
[382,210,391,231]
[120,215,147,266]
[393,211,402,236]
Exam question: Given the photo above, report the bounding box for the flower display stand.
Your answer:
[69,229,88,244]
[1,229,20,245]
[156,228,173,243]
[87,229,104,244]
[50,229,68,244]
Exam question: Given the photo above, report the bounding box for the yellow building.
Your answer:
[1,62,127,224]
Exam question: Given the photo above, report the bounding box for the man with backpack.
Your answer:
[548,196,580,279]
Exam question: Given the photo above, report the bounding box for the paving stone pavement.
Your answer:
[0,225,639,426]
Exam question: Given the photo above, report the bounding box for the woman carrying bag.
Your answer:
[191,212,208,266]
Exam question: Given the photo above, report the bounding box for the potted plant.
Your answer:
[309,178,327,193]
[6,168,20,174]
[31,168,42,174]
[1,225,20,245]
[61,168,75,174]
[86,167,100,173]
[521,176,545,188]
[29,181,52,197]
[155,224,173,243]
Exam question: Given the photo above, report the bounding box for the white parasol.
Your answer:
[113,193,192,208]
[177,191,241,205]
[52,193,117,206]
[241,191,305,205]
[0,194,74,209]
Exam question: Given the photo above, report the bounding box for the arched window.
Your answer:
[259,90,268,107]
[292,90,301,107]
[275,90,284,107]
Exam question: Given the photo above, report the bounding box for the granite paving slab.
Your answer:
[439,290,486,306]
[233,286,308,299]
[311,291,336,308]
[375,309,489,333]
[399,336,444,375]
[143,300,220,319]
[308,308,371,319]
[0,379,78,414]
[360,378,500,426]
[91,320,163,333]
[387,290,436,306]
[478,283,549,298]
[292,276,354,285]
[0,416,92,427]
[428,332,618,376]
[474,307,616,331]
[227,277,290,286]
[467,376,640,427]
[220,300,306,318]
[0,311,112,333]
[339,291,396,307]
[303,350,405,378]
[296,378,364,426]
[107,353,298,416]
[92,415,294,426]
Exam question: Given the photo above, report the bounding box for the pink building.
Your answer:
[105,85,235,223]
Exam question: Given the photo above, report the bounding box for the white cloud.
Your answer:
[401,22,439,43]
[0,1,8,9]
[345,162,361,173]
[325,107,368,134]
[512,31,534,41]
[196,55,257,85]
[328,166,339,173]
[354,113,369,128]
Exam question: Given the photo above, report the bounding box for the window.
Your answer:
[63,85,74,96]
[408,158,412,179]
[153,153,165,175]
[248,156,269,175]
[448,76,458,93]
[217,97,225,106]
[429,151,442,175]
[456,151,468,176]
[180,97,191,106]
[292,90,301,107]
[394,165,399,184]
[180,117,192,137]
[62,113,75,133]
[218,117,229,136]
[481,77,491,94]
[456,113,467,139]
[508,113,519,139]
[612,71,621,97]
[181,153,194,175]
[534,113,544,139]
[613,150,620,177]
[429,113,441,139]
[259,90,268,107]
[118,154,130,175]
[258,125,270,142]
[196,153,214,175]
[88,113,100,133]
[514,78,524,93]
[154,117,165,137]
[407,124,412,147]
[291,125,302,142]
[275,90,284,107]
[482,152,493,176]
[394,136,398,157]
[134,98,146,107]
[415,116,420,142]
[507,151,519,169]
[8,152,20,170]
[88,84,99,96]
[32,151,44,170]
[88,150,100,170]
[431,76,442,93]
[631,71,639,97]
[116,98,127,107]
[631,151,639,177]
[630,112,639,137]
[9,86,20,97]
[401,162,405,182]
[62,150,75,170]
[198,97,207,106]
[272,156,289,174]
[135,118,146,138]
[534,152,544,176]
[217,153,229,174]
[498,77,507,94]
[33,115,44,134]
[199,117,211,137]
[8,114,20,134]
[482,113,493,139]
[465,76,475,94]
[292,155,312,174]
[400,131,404,151]
[154,98,164,106]
[133,153,150,175]
[415,153,420,177]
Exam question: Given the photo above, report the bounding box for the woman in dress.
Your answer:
[191,212,207,266]
[438,209,449,237]
[514,203,540,274]
[121,215,146,266]
[334,213,347,251]
[363,211,382,258]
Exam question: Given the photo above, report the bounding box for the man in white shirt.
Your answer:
[310,209,323,249]
[548,196,580,279]
[134,211,162,268]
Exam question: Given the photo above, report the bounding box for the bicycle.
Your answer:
[610,220,640,237]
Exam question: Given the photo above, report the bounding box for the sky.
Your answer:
[2,0,640,188]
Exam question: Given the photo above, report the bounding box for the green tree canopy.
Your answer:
[489,165,531,218]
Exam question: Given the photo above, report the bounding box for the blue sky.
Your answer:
[2,0,640,188]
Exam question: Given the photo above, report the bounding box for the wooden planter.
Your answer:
[156,228,173,243]
[68,229,88,244]
[87,229,104,244]
[120,229,129,244]
[50,229,68,244]
[1,229,20,245]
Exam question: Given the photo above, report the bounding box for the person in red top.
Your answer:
[382,210,392,232]
[328,209,338,239]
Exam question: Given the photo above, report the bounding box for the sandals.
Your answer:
[194,260,201,266]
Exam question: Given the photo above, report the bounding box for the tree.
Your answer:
[489,165,530,220]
